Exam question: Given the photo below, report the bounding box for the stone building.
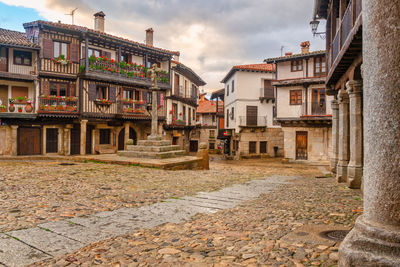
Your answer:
[220,63,283,159]
[313,0,400,265]
[265,42,333,162]
[164,60,206,152]
[193,93,223,153]
[313,0,362,188]
[0,12,205,156]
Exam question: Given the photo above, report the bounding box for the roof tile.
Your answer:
[0,28,40,49]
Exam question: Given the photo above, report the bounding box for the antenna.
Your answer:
[280,46,285,56]
[65,8,78,25]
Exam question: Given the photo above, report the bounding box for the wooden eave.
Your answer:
[163,124,197,131]
[166,95,198,107]
[172,64,206,86]
[0,113,37,119]
[39,71,77,80]
[0,72,37,82]
[276,116,332,127]
[273,77,326,87]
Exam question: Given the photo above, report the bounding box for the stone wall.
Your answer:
[0,126,12,155]
[282,126,331,162]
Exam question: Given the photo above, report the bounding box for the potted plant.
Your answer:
[16,96,25,103]
[18,107,23,113]
[8,98,15,112]
[0,105,6,112]
[25,99,33,113]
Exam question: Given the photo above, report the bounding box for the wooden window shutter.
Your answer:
[88,83,97,101]
[42,81,50,96]
[109,86,116,102]
[43,38,54,59]
[70,43,79,63]
[143,91,148,103]
[69,83,76,97]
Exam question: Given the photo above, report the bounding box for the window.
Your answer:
[209,142,215,150]
[231,80,234,93]
[291,59,303,72]
[212,115,216,123]
[88,48,101,58]
[226,109,229,127]
[147,58,161,68]
[13,50,32,66]
[231,107,234,120]
[249,141,257,154]
[11,86,29,102]
[54,41,68,58]
[96,85,108,99]
[314,56,326,75]
[99,129,111,144]
[50,83,68,97]
[193,109,196,121]
[209,130,215,138]
[290,90,302,105]
[123,89,134,99]
[260,141,267,154]
[226,85,229,96]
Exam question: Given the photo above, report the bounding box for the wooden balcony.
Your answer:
[79,58,170,89]
[239,116,267,128]
[0,98,36,118]
[169,85,198,106]
[37,96,79,117]
[259,87,275,103]
[326,0,362,86]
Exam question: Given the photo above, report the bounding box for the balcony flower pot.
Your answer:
[9,104,15,112]
[0,105,6,112]
[25,102,33,113]
[18,107,23,113]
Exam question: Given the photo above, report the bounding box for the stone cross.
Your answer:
[148,63,162,140]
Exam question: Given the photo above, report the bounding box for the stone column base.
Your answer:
[330,157,338,174]
[339,216,400,267]
[347,165,363,189]
[336,161,348,183]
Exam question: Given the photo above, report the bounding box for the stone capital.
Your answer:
[65,124,73,129]
[10,125,19,130]
[345,80,363,95]
[338,89,349,104]
[80,119,88,125]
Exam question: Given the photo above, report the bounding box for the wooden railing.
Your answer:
[327,0,362,74]
[260,87,274,99]
[239,116,267,127]
[117,99,149,115]
[38,96,78,113]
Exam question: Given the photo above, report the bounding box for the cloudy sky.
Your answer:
[0,0,325,92]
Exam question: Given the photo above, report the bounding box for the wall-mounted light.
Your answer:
[310,19,326,39]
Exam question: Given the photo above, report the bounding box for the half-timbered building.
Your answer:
[0,28,40,156]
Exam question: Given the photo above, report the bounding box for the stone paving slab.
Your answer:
[7,228,83,257]
[1,176,296,267]
[0,234,50,267]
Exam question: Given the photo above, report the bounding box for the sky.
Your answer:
[0,0,325,92]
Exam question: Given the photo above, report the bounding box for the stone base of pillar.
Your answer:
[339,216,400,267]
[346,165,363,189]
[336,161,348,183]
[330,157,338,174]
[148,135,162,141]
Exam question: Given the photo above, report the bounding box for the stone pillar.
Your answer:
[196,142,209,170]
[124,123,130,149]
[339,0,400,265]
[59,128,64,155]
[330,99,339,173]
[345,80,363,189]
[80,120,88,155]
[149,89,159,140]
[42,126,47,155]
[336,88,350,183]
[10,125,18,156]
[64,125,72,155]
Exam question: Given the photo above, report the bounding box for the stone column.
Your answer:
[10,125,18,156]
[64,125,72,155]
[339,0,400,265]
[59,128,64,155]
[345,80,363,189]
[336,88,350,183]
[149,89,160,140]
[330,99,339,173]
[124,123,130,149]
[80,120,88,155]
[42,126,47,155]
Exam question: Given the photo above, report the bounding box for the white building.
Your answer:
[220,63,283,158]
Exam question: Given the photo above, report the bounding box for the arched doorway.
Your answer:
[118,127,138,151]
[129,127,137,145]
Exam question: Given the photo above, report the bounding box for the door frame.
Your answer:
[295,131,308,160]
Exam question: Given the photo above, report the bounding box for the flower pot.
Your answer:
[0,108,6,112]
[9,105,15,112]
[25,103,33,113]
[18,108,22,113]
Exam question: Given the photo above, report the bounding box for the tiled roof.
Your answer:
[264,50,325,63]
[0,28,40,49]
[233,63,275,72]
[221,63,275,83]
[172,60,206,86]
[197,99,223,113]
[23,20,179,56]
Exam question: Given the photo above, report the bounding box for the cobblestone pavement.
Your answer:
[28,161,362,267]
[0,157,320,233]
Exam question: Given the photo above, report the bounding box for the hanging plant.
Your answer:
[52,54,72,65]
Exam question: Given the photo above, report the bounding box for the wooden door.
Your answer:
[190,140,198,152]
[118,128,125,151]
[246,106,258,126]
[86,125,94,154]
[312,88,326,115]
[249,141,257,154]
[70,125,80,155]
[263,80,274,98]
[18,127,41,155]
[46,128,58,153]
[172,137,178,146]
[296,131,308,160]
[260,141,267,154]
[0,47,8,72]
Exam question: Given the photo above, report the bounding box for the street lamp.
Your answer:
[310,19,326,39]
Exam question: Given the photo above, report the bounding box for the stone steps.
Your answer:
[137,140,172,147]
[126,145,181,152]
[117,150,186,159]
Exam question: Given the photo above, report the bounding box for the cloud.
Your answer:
[0,0,325,91]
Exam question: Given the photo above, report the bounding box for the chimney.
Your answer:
[300,41,310,54]
[285,52,293,56]
[146,28,154,46]
[94,11,105,33]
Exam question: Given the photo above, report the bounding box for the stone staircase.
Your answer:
[117,139,186,159]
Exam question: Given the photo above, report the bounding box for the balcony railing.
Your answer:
[118,99,149,115]
[173,85,198,101]
[260,87,275,99]
[0,97,35,114]
[299,101,327,117]
[239,116,267,127]
[38,95,78,113]
[168,115,187,126]
[80,57,170,85]
[328,0,362,73]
